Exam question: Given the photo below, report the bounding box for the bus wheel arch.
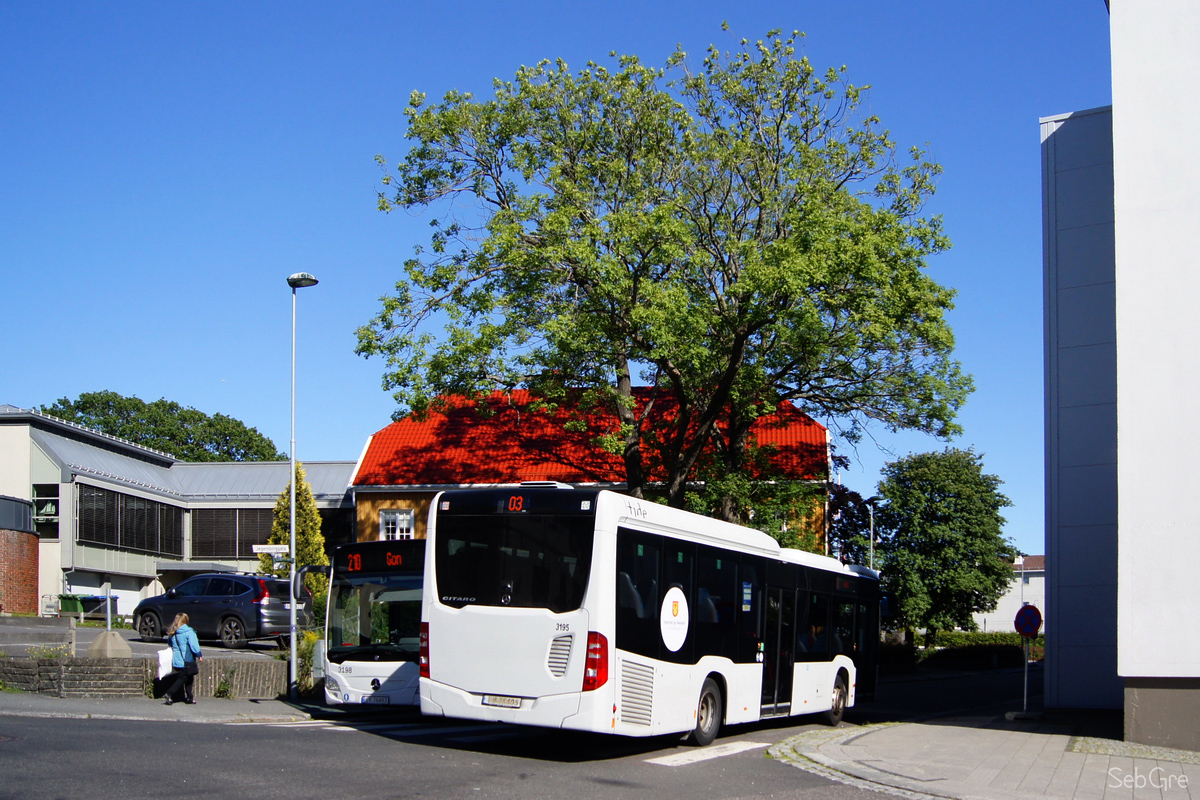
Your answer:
[822,668,850,727]
[689,675,724,746]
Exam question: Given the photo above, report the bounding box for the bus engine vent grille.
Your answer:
[547,635,573,677]
[619,660,654,726]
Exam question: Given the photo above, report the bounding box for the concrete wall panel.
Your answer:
[1054,224,1115,290]
[1055,405,1117,468]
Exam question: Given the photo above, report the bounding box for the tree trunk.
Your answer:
[718,417,753,524]
[614,356,645,499]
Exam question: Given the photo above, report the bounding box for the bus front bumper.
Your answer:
[324,670,419,707]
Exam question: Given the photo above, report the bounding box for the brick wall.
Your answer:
[0,527,38,616]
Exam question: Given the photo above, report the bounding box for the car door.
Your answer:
[162,577,210,633]
[196,576,241,638]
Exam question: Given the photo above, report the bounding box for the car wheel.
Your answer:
[689,678,723,746]
[137,612,161,642]
[823,674,848,726]
[220,617,247,649]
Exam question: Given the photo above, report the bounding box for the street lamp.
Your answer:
[866,496,881,571]
[287,271,318,700]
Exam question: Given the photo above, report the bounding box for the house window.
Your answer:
[380,509,415,540]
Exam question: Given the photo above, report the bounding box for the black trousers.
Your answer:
[166,666,196,702]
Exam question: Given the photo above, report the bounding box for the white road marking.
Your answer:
[645,741,770,766]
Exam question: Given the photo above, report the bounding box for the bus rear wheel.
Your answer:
[690,678,723,746]
[823,674,847,726]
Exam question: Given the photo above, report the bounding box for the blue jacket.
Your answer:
[169,624,202,669]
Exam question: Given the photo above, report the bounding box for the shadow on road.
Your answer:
[274,665,1089,763]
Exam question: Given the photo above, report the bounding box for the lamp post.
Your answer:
[287,271,318,700]
[866,496,881,571]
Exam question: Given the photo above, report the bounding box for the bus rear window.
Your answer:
[434,515,593,613]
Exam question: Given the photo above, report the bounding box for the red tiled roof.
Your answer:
[1013,556,1045,571]
[354,390,828,487]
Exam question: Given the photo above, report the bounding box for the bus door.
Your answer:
[760,586,796,716]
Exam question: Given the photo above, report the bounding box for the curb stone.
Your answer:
[768,724,953,800]
[0,707,311,724]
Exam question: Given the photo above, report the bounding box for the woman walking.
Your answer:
[164,613,203,705]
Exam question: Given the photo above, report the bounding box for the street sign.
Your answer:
[1014,604,1042,638]
[252,544,290,555]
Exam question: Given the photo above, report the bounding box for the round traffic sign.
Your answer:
[1014,604,1042,638]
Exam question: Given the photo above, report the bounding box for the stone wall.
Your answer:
[0,656,287,699]
[0,657,144,696]
[0,526,38,616]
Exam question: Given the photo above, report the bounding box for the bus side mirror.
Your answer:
[293,564,329,600]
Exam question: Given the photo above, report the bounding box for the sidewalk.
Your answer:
[0,689,318,725]
[771,712,1200,800]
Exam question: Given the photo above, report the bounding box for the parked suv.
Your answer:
[133,573,313,648]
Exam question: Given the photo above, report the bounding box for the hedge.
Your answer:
[931,630,1044,649]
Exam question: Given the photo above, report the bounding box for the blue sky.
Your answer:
[1,2,1112,556]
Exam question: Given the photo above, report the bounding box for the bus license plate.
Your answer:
[482,694,521,709]
[362,695,389,704]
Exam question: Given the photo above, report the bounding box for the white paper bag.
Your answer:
[157,647,173,680]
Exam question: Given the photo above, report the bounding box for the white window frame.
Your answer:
[380,508,415,541]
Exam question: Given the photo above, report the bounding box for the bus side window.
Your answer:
[661,541,695,663]
[615,528,662,659]
[737,558,763,664]
[800,594,831,659]
[618,571,644,617]
[834,601,855,656]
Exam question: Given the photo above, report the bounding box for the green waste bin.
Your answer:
[58,594,84,614]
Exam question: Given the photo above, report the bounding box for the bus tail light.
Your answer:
[419,622,430,679]
[582,631,608,691]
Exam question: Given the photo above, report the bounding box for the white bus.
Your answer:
[419,486,879,744]
[323,539,425,706]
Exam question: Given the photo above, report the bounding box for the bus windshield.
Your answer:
[434,514,594,613]
[327,573,423,663]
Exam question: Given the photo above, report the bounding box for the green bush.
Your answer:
[275,629,323,696]
[932,630,1044,649]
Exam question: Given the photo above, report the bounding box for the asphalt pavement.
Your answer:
[2,666,1198,799]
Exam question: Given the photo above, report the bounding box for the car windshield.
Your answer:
[326,573,422,663]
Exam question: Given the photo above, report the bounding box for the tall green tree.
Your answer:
[259,463,329,599]
[39,390,285,462]
[874,448,1017,644]
[359,28,971,523]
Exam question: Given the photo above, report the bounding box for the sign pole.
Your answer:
[1006,603,1043,722]
[1023,637,1029,714]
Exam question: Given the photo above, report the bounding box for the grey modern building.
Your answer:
[0,405,355,617]
[1043,1,1200,749]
